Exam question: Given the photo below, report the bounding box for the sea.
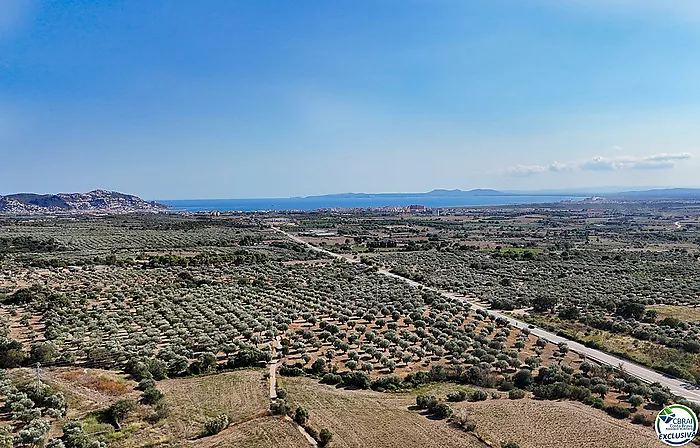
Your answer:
[158,195,585,212]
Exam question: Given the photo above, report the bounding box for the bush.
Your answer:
[416,395,437,410]
[513,369,533,390]
[146,359,167,380]
[228,349,265,369]
[319,428,333,447]
[270,399,288,415]
[107,399,137,430]
[321,373,342,385]
[499,380,515,392]
[141,386,164,405]
[30,342,59,364]
[16,418,51,447]
[294,407,309,426]
[447,390,468,402]
[468,390,488,402]
[533,382,572,400]
[501,442,520,448]
[46,439,66,448]
[604,405,631,419]
[651,390,671,406]
[509,389,526,399]
[632,414,652,426]
[205,414,230,435]
[403,371,431,388]
[339,371,370,389]
[628,394,644,408]
[568,385,592,402]
[371,376,402,392]
[432,402,453,419]
[583,396,605,409]
[311,358,327,374]
[138,378,156,391]
[0,338,26,368]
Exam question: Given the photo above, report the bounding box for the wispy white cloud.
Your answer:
[507,153,692,177]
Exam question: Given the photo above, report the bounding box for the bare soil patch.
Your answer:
[198,416,310,448]
[647,304,700,322]
[282,376,485,448]
[453,398,664,448]
[158,369,268,441]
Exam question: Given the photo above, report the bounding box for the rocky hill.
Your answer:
[0,190,169,214]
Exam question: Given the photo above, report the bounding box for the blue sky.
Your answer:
[1,0,699,199]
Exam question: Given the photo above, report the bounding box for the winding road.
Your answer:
[273,227,700,403]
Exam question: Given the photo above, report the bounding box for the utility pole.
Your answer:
[35,362,41,395]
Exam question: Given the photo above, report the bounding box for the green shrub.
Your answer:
[204,414,230,435]
[416,395,437,410]
[604,405,631,419]
[628,394,644,408]
[270,399,288,415]
[107,399,137,430]
[137,378,156,391]
[141,386,164,405]
[508,389,526,399]
[432,402,453,419]
[513,369,533,390]
[321,373,342,385]
[468,390,488,402]
[294,407,309,426]
[319,428,333,447]
[447,390,468,402]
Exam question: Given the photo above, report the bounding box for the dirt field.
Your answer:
[282,376,485,448]
[158,369,269,440]
[647,304,700,322]
[200,416,310,448]
[283,376,666,448]
[453,399,665,448]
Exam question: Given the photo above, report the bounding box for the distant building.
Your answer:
[300,229,337,237]
[408,204,427,212]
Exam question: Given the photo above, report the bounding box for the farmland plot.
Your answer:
[159,369,269,440]
[204,416,310,448]
[453,399,665,448]
[283,376,485,448]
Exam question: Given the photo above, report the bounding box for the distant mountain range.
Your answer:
[0,190,169,214]
[3,187,700,215]
[304,189,507,199]
[305,188,700,200]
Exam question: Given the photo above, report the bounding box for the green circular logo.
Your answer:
[656,404,698,446]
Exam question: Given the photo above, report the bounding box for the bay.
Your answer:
[158,195,585,212]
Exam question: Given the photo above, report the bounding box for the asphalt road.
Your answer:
[273,227,700,403]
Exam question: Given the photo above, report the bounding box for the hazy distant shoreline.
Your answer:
[158,195,585,212]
